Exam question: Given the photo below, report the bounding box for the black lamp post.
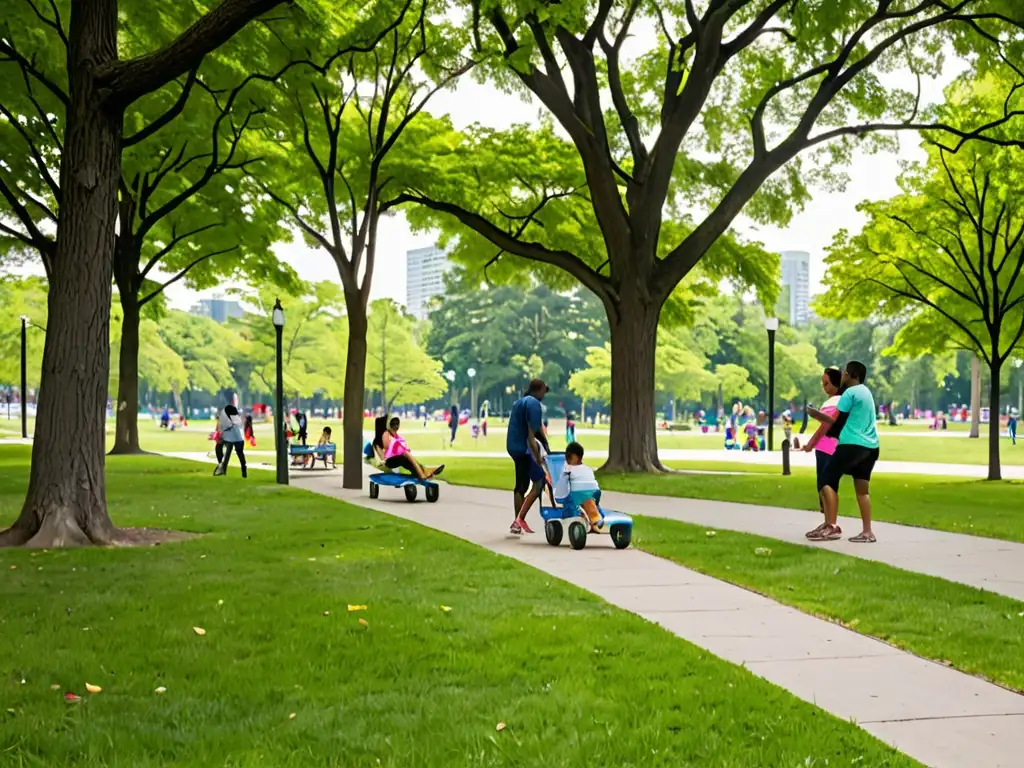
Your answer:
[765,316,779,451]
[272,299,288,485]
[20,315,28,440]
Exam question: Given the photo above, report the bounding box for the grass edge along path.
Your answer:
[0,448,917,767]
[442,458,1024,544]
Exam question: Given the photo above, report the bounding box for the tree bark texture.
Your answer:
[970,355,981,439]
[1,0,120,547]
[603,298,663,473]
[111,278,143,454]
[987,359,1002,482]
[342,303,368,490]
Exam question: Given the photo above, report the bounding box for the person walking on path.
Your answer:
[507,378,550,535]
[807,361,879,543]
[1009,409,1018,446]
[802,368,842,538]
[214,405,247,478]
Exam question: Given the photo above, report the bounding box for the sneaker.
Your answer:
[805,522,827,539]
[808,524,842,541]
[213,464,225,477]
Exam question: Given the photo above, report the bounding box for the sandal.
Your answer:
[509,522,522,535]
[849,532,877,543]
[517,517,535,534]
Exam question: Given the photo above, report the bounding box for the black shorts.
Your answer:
[385,455,416,474]
[511,453,545,495]
[815,450,832,491]
[820,444,879,492]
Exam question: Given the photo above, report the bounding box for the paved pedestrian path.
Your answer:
[290,472,1023,768]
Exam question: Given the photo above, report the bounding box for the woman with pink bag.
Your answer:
[801,368,843,540]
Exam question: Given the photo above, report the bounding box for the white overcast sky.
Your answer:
[10,29,964,312]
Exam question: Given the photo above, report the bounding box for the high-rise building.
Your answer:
[779,250,810,327]
[190,296,243,324]
[405,245,452,321]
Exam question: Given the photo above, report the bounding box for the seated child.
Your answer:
[554,442,603,532]
[383,417,444,481]
[315,426,334,468]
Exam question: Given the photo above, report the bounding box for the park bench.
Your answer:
[289,442,336,470]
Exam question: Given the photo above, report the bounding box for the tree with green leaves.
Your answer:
[254,0,473,488]
[391,0,1024,472]
[0,0,317,547]
[0,277,47,393]
[231,283,347,407]
[426,276,608,403]
[365,299,447,412]
[1,2,307,456]
[821,141,1024,480]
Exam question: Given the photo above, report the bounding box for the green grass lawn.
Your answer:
[0,447,916,767]
[441,459,1024,543]
[634,517,1024,693]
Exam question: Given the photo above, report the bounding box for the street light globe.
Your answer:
[445,370,456,382]
[467,367,476,378]
[764,316,779,332]
[272,298,285,328]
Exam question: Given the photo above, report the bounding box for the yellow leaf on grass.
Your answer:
[85,683,102,694]
[496,722,506,732]
[440,605,452,612]
[193,626,207,636]
[347,605,368,612]
[50,683,60,690]
[289,713,296,720]
[358,618,369,627]
[155,687,167,694]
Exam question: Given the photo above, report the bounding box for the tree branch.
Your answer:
[139,246,238,306]
[97,0,287,107]
[139,221,224,279]
[123,66,202,147]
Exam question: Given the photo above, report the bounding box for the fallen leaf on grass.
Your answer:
[754,547,772,556]
[85,683,102,694]
[64,693,81,703]
[217,600,224,606]
[440,605,452,613]
[9,565,15,570]
[192,626,207,636]
[496,722,506,732]
[5,708,14,715]
[323,611,330,616]
[347,605,368,612]
[289,713,296,720]
[50,684,61,691]
[358,618,369,627]
[705,531,717,537]
[154,687,167,694]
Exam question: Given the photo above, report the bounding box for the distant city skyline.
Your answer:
[779,250,811,327]
[405,245,452,321]
[190,296,243,324]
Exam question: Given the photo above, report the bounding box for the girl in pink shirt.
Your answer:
[384,417,444,480]
[803,368,843,539]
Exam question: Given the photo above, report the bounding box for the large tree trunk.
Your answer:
[987,360,1002,482]
[342,303,368,489]
[969,355,981,439]
[110,288,142,454]
[603,299,663,473]
[0,0,121,547]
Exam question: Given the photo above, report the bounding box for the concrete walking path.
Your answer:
[290,472,1024,768]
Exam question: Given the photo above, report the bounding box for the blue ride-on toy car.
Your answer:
[364,442,440,503]
[538,452,632,550]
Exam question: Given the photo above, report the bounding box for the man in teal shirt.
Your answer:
[810,361,880,543]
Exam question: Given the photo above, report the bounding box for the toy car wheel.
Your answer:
[568,520,587,550]
[544,520,563,547]
[610,523,632,550]
[425,485,439,503]
[369,482,379,499]
[404,484,418,502]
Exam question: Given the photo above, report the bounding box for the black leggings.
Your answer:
[221,441,247,476]
[386,455,417,474]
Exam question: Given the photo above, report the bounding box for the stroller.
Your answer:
[538,452,633,551]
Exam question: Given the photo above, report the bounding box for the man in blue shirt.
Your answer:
[809,361,880,543]
[507,378,550,535]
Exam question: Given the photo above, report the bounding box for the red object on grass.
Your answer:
[64,692,81,702]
